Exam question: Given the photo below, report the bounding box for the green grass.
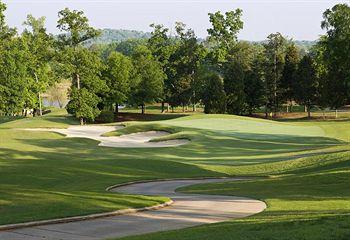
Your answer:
[1,108,350,240]
[119,151,350,240]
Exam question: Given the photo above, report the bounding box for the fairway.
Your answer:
[0,109,348,230]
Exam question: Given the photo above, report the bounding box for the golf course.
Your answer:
[0,108,349,239]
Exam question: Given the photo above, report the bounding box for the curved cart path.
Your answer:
[0,178,266,240]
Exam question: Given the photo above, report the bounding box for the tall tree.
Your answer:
[207,9,243,65]
[320,3,350,114]
[56,8,103,124]
[280,43,300,112]
[244,47,265,115]
[0,1,27,116]
[102,52,132,116]
[202,72,226,114]
[223,41,255,115]
[263,32,287,117]
[168,22,205,111]
[22,14,53,116]
[295,55,318,118]
[148,24,173,112]
[130,46,165,114]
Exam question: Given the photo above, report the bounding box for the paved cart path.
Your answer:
[0,178,266,240]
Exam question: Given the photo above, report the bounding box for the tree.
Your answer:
[295,55,318,118]
[66,88,100,122]
[167,22,205,112]
[223,41,255,115]
[0,1,27,116]
[56,8,103,124]
[263,33,287,117]
[207,9,243,64]
[102,52,132,116]
[130,46,165,114]
[320,3,350,114]
[280,43,300,112]
[202,72,226,114]
[244,51,265,115]
[148,23,174,112]
[22,14,54,116]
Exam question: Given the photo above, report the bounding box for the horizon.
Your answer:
[3,0,348,41]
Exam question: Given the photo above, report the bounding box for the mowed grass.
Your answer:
[121,151,350,240]
[0,109,349,232]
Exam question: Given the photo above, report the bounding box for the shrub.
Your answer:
[95,110,115,123]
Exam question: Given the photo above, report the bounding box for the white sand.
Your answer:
[24,125,189,148]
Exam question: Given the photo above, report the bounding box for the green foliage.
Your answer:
[102,52,132,111]
[167,22,205,108]
[0,37,28,115]
[295,55,318,117]
[57,8,104,123]
[130,46,165,113]
[202,72,226,114]
[320,3,350,109]
[95,110,115,123]
[263,32,287,116]
[22,14,54,114]
[207,9,243,64]
[66,88,100,122]
[280,43,300,104]
[57,8,100,47]
[84,28,151,45]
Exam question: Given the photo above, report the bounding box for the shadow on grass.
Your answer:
[116,112,189,122]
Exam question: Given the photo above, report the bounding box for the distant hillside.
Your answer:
[85,29,151,45]
[83,29,317,52]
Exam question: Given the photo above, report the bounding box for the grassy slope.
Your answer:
[121,151,350,240]
[117,117,350,240]
[0,110,348,230]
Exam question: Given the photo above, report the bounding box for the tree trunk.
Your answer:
[167,103,170,112]
[114,102,119,121]
[141,104,145,114]
[80,117,84,125]
[193,103,196,112]
[265,104,268,118]
[76,73,81,89]
[34,73,42,116]
[323,110,326,120]
[335,109,338,119]
[161,102,165,113]
[286,104,289,113]
[182,103,185,112]
[307,106,311,119]
[304,105,307,112]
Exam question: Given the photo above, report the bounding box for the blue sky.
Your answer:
[3,0,348,40]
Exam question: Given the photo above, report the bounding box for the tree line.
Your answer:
[0,1,349,124]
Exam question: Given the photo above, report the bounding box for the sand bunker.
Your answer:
[24,125,189,148]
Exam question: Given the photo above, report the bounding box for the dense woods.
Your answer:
[0,1,350,123]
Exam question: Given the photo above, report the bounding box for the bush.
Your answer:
[95,110,115,123]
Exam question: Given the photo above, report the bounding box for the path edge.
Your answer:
[0,176,256,232]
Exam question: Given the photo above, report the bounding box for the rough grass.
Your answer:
[0,109,348,234]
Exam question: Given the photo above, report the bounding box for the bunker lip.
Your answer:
[22,125,189,148]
